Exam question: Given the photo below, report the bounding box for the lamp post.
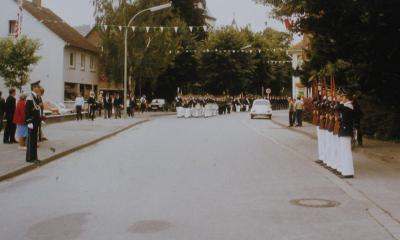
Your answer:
[123,2,172,118]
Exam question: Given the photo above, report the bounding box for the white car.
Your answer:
[150,99,166,111]
[250,99,272,119]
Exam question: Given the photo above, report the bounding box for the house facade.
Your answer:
[0,0,99,103]
[288,36,312,99]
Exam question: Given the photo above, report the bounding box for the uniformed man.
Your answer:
[338,90,355,178]
[25,81,42,163]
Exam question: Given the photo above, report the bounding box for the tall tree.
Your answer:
[0,37,41,92]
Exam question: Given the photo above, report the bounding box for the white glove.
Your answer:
[27,123,33,129]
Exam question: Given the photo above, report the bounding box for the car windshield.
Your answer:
[254,100,271,106]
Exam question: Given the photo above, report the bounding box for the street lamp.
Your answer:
[123,2,172,118]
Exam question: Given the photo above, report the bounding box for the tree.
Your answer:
[256,0,400,139]
[0,37,41,92]
[197,27,256,95]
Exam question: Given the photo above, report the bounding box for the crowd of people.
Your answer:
[73,92,150,121]
[0,81,47,163]
[174,95,289,118]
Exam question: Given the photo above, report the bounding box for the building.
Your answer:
[0,0,99,103]
[287,36,311,98]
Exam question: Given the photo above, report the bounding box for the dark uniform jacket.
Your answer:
[25,93,41,127]
[0,97,5,118]
[339,102,354,137]
[5,95,16,121]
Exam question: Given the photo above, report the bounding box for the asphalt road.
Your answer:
[0,113,393,240]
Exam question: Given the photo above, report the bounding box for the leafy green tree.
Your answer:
[197,27,256,95]
[0,37,41,92]
[256,0,400,139]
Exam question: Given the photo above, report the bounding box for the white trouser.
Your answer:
[177,107,184,118]
[245,105,249,112]
[326,132,332,168]
[236,105,241,112]
[320,129,327,164]
[317,127,323,162]
[328,132,336,170]
[333,135,340,172]
[184,108,191,118]
[339,137,354,176]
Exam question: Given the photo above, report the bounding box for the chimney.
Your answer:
[32,0,42,7]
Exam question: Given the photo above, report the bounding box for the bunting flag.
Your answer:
[174,26,179,33]
[189,26,193,32]
[146,26,150,33]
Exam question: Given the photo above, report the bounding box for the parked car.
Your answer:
[150,99,167,111]
[250,99,272,119]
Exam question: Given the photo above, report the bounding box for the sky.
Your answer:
[42,0,301,42]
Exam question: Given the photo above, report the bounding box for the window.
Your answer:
[8,20,17,36]
[64,83,77,101]
[90,56,95,72]
[69,52,75,68]
[81,54,86,70]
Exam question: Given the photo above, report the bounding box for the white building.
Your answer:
[0,0,99,103]
[288,37,311,98]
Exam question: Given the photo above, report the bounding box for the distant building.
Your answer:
[0,0,99,103]
[288,36,311,98]
[195,0,216,27]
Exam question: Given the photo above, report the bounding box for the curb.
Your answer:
[271,118,317,140]
[0,119,149,182]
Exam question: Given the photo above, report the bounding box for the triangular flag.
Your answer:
[203,26,208,32]
[103,25,108,31]
[146,27,150,33]
[131,26,135,32]
[160,27,164,32]
[118,26,123,31]
[189,26,193,32]
[257,49,262,53]
[174,27,179,33]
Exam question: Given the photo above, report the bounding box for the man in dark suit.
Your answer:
[3,88,17,144]
[25,81,42,163]
[0,91,5,134]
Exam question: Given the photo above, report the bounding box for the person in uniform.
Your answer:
[3,88,17,144]
[338,91,355,178]
[0,91,5,134]
[25,81,42,163]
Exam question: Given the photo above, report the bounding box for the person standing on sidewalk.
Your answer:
[25,81,42,163]
[87,91,97,121]
[104,94,112,119]
[0,91,5,134]
[74,93,84,121]
[13,93,28,150]
[3,88,17,144]
[294,96,304,127]
[114,94,123,118]
[288,97,295,127]
[97,91,104,117]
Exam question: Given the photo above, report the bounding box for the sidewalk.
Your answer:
[271,110,400,228]
[0,112,172,181]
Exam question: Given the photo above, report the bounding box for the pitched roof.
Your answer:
[21,0,97,53]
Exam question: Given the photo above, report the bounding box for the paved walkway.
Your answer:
[271,110,400,229]
[0,112,171,181]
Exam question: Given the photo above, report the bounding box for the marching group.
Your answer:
[175,95,289,118]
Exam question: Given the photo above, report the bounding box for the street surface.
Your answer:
[0,113,395,240]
